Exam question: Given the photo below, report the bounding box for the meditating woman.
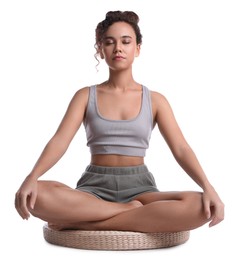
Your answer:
[15,10,224,233]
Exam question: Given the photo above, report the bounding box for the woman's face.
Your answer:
[99,22,140,71]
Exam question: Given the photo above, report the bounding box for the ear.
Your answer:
[100,51,105,59]
[98,46,105,59]
[135,44,141,57]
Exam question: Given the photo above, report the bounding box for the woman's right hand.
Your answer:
[15,175,38,220]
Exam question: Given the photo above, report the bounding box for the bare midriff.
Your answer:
[91,154,144,167]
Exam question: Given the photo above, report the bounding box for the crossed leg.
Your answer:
[29,180,210,233]
[80,191,210,232]
[29,180,142,223]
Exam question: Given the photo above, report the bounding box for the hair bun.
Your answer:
[123,11,139,24]
[105,11,139,24]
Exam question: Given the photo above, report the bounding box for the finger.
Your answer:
[15,192,25,219]
[209,205,224,227]
[209,218,217,227]
[17,193,30,220]
[203,198,211,220]
[21,195,31,219]
[29,191,37,209]
[209,215,221,227]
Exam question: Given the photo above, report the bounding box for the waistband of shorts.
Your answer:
[85,164,149,175]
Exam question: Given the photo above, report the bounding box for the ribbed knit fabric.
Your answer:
[83,85,154,157]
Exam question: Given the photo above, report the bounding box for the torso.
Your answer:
[85,82,158,167]
[91,154,144,167]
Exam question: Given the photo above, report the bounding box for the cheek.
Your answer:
[129,48,139,59]
[127,45,139,56]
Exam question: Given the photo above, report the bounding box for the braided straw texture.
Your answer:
[43,224,190,250]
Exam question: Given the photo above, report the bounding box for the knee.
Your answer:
[30,181,50,207]
[36,181,51,199]
[182,191,208,219]
[184,191,203,202]
[182,191,203,208]
[29,181,62,216]
[33,181,61,206]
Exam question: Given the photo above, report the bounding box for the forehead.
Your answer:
[104,22,136,38]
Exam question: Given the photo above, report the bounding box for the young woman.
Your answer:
[15,11,224,233]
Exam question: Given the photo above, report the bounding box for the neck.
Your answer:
[107,69,136,90]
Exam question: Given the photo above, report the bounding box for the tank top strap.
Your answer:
[141,85,154,128]
[84,85,96,127]
[88,85,96,109]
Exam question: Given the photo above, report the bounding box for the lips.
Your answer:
[112,55,125,60]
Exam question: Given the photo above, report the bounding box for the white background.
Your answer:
[1,0,235,259]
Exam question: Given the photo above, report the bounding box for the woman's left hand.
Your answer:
[202,186,225,227]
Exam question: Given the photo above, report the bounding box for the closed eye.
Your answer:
[104,42,114,46]
[122,41,131,44]
[103,36,132,46]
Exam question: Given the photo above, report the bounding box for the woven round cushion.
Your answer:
[43,224,190,250]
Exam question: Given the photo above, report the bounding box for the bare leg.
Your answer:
[29,180,142,224]
[68,191,210,232]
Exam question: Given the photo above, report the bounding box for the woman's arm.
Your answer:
[28,87,89,179]
[152,91,224,227]
[152,91,209,189]
[15,87,89,219]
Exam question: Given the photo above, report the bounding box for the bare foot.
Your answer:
[127,200,143,209]
[48,221,97,231]
[48,222,75,231]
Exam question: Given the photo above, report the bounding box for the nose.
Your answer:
[113,42,122,54]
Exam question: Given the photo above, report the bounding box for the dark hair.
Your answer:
[94,11,142,66]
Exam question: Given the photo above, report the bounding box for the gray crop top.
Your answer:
[83,85,154,157]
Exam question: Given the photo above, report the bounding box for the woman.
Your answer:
[15,11,224,233]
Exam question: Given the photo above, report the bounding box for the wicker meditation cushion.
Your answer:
[43,223,190,250]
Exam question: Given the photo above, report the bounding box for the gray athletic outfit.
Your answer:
[76,85,159,202]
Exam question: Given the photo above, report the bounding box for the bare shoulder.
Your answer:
[73,86,90,100]
[150,90,171,109]
[149,90,176,123]
[69,86,90,107]
[150,90,165,100]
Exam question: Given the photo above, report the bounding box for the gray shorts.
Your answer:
[76,164,159,202]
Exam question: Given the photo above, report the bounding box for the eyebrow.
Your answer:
[103,36,133,40]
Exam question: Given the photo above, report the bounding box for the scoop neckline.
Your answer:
[94,85,144,122]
